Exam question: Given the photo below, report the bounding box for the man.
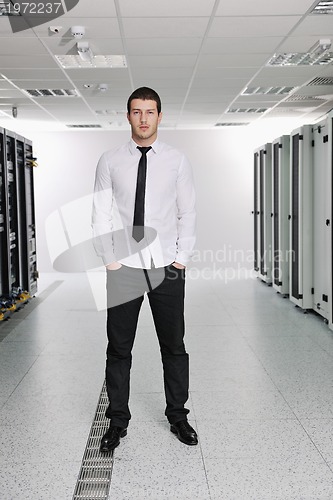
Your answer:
[92,87,197,451]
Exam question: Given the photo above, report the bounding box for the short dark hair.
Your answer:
[127,87,161,114]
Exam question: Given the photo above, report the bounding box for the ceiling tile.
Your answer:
[131,67,193,80]
[0,18,37,37]
[128,54,197,68]
[191,77,250,89]
[0,55,59,69]
[126,38,202,55]
[204,37,284,54]
[215,0,316,16]
[276,35,331,53]
[194,67,258,78]
[1,69,66,80]
[62,0,117,17]
[13,80,74,89]
[198,53,271,68]
[122,17,209,38]
[0,89,28,98]
[0,38,49,55]
[119,0,216,17]
[209,16,302,37]
[292,15,333,36]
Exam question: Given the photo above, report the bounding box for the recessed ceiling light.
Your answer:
[311,1,333,14]
[284,95,326,102]
[267,52,333,66]
[227,108,268,114]
[95,110,125,116]
[66,124,102,128]
[55,54,127,69]
[242,86,295,96]
[215,122,249,126]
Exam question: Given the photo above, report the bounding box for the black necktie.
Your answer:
[132,146,151,242]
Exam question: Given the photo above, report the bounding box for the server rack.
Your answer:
[21,137,38,295]
[325,112,333,332]
[4,129,20,299]
[272,136,290,296]
[289,125,314,309]
[0,129,38,320]
[253,144,272,283]
[0,128,8,299]
[312,119,331,321]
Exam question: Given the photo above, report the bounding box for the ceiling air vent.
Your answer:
[66,124,102,129]
[24,89,79,97]
[227,108,268,114]
[307,76,333,86]
[242,86,294,96]
[215,122,249,126]
[311,1,333,14]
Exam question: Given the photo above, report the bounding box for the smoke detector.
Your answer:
[71,26,85,39]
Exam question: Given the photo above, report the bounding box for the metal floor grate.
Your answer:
[73,382,114,500]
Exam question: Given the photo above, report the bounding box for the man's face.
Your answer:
[127,99,162,145]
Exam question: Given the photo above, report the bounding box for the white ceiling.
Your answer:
[0,0,333,131]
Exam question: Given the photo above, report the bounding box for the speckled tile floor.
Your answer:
[1,272,333,499]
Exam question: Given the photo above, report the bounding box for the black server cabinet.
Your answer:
[0,129,38,313]
[0,127,9,298]
[20,138,38,295]
[4,130,20,297]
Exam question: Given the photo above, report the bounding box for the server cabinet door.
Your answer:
[4,130,20,294]
[23,139,38,295]
[272,136,290,295]
[290,126,314,309]
[0,127,9,296]
[260,145,272,283]
[313,121,330,319]
[253,151,260,272]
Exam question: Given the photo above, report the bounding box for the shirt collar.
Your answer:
[129,138,160,155]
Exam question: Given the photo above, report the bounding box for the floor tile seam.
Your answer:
[295,418,333,475]
[237,335,333,470]
[2,352,46,401]
[235,335,309,421]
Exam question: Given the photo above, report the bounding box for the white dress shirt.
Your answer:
[91,138,196,269]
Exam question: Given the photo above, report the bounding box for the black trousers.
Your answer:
[105,264,189,428]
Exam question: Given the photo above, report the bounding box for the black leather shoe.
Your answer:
[100,425,127,452]
[170,420,198,446]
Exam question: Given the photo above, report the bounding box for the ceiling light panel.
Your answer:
[242,86,295,95]
[267,51,333,66]
[311,1,333,14]
[55,55,127,69]
[66,124,102,128]
[227,108,268,113]
[215,122,249,126]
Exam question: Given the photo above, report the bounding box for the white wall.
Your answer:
[24,116,306,275]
